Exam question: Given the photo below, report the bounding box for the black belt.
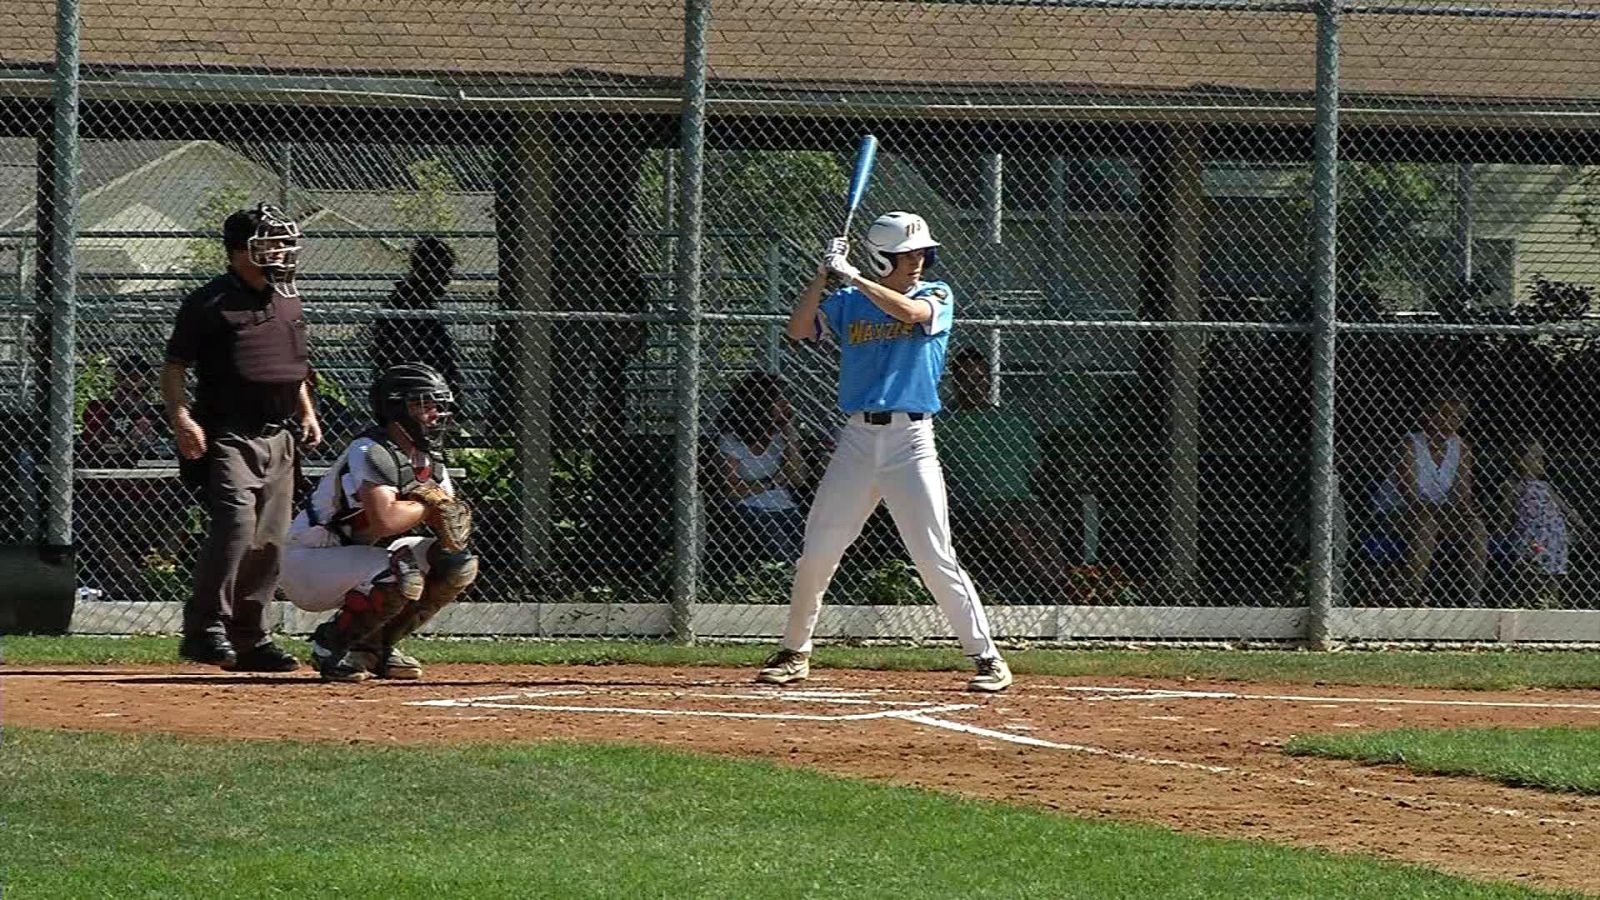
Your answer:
[214,418,297,439]
[862,411,927,425]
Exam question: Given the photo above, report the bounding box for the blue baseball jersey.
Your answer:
[816,280,955,414]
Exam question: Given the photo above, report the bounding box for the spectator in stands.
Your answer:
[938,347,1071,595]
[76,355,178,600]
[1380,392,1488,606]
[1500,438,1582,608]
[374,237,462,393]
[709,372,811,565]
[80,355,165,468]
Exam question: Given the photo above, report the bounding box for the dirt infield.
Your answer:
[6,663,1600,893]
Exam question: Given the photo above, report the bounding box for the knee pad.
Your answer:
[420,552,479,611]
[333,581,411,637]
[377,545,426,602]
[432,550,479,590]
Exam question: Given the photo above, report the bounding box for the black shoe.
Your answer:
[227,641,301,673]
[178,633,237,668]
[308,622,343,672]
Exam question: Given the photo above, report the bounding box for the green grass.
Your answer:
[1285,727,1600,795]
[7,635,1600,691]
[0,728,1575,899]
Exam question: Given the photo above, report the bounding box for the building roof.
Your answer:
[3,1,1598,113]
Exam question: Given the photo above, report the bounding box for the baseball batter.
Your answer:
[757,212,1012,693]
[280,363,478,682]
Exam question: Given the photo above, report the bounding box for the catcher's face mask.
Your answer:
[400,390,454,453]
[248,204,303,298]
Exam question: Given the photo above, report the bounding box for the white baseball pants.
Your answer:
[781,412,999,658]
[280,534,438,612]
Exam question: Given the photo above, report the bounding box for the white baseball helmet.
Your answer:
[864,211,940,277]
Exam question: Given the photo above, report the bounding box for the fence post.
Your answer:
[765,238,783,373]
[1305,0,1342,648]
[43,0,81,558]
[669,0,711,643]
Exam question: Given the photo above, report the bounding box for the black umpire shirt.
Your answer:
[165,269,310,432]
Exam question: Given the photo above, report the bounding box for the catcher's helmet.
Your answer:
[864,211,940,277]
[224,203,302,298]
[370,362,454,453]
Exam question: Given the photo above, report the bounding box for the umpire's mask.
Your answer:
[247,203,303,298]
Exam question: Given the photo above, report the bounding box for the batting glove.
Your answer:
[825,237,849,258]
[825,253,860,282]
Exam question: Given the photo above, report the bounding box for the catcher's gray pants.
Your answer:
[184,429,296,649]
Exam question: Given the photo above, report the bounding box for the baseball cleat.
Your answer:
[308,622,342,671]
[755,649,810,685]
[377,646,423,680]
[226,641,301,673]
[322,648,380,683]
[969,656,1012,693]
[178,633,237,669]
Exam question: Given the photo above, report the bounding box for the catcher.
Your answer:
[280,362,477,682]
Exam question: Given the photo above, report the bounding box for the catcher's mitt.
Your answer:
[404,479,472,553]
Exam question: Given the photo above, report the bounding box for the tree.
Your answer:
[637,149,847,306]
[183,185,251,274]
[1290,162,1454,312]
[392,157,461,234]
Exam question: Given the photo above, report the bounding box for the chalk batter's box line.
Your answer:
[408,687,980,721]
[1034,685,1600,711]
[411,697,980,722]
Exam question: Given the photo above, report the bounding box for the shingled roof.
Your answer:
[2,1,1597,110]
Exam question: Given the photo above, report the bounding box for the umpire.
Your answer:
[161,203,322,671]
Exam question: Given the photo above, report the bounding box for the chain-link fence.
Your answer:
[3,0,1599,644]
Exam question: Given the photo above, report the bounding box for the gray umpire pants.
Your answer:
[184,428,296,649]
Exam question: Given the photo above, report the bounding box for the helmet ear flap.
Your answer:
[866,247,894,278]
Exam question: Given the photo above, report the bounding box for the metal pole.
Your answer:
[986,326,1002,405]
[277,142,294,216]
[1048,156,1068,313]
[669,0,710,643]
[983,152,1004,245]
[764,239,783,373]
[1454,162,1474,285]
[1305,0,1341,648]
[43,0,80,553]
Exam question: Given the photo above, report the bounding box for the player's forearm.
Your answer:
[786,272,828,340]
[297,381,317,422]
[366,499,430,536]
[160,362,191,425]
[856,279,931,324]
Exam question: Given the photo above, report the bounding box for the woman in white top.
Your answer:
[1393,394,1487,606]
[712,372,811,563]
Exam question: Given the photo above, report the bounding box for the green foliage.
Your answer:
[1573,166,1600,251]
[708,150,846,239]
[1290,162,1452,309]
[72,354,114,432]
[313,368,349,407]
[184,185,251,274]
[638,149,846,306]
[392,157,461,233]
[849,559,929,606]
[700,559,795,604]
[453,447,517,505]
